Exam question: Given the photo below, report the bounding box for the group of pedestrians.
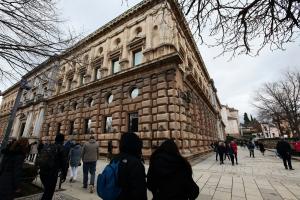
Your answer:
[212,140,238,166]
[0,133,296,200]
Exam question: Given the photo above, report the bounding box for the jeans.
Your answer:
[219,153,224,164]
[70,166,78,180]
[234,152,238,164]
[83,161,96,187]
[229,154,235,165]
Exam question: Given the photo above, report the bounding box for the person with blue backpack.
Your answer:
[97,132,147,200]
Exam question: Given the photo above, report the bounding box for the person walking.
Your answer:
[69,143,82,183]
[81,135,99,193]
[113,132,147,200]
[224,142,231,161]
[0,138,29,200]
[38,134,68,200]
[37,140,44,154]
[230,140,238,164]
[213,141,219,161]
[227,144,235,166]
[147,139,199,200]
[29,141,38,162]
[247,141,255,158]
[218,142,226,165]
[276,138,294,170]
[258,142,265,156]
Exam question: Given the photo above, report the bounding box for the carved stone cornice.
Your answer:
[109,48,122,59]
[127,36,146,50]
[92,56,104,68]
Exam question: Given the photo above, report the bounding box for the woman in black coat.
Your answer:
[147,139,199,200]
[0,138,29,200]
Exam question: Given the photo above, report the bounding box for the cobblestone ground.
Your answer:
[193,148,300,200]
[32,148,300,200]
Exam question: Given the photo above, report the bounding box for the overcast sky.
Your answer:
[1,0,300,121]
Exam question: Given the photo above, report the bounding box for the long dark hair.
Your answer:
[119,132,142,159]
[9,138,29,155]
[151,139,193,175]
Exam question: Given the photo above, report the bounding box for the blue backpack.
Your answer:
[97,160,122,200]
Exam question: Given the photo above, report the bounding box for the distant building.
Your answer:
[221,105,240,137]
[260,123,280,138]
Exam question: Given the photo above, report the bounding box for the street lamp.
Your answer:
[0,78,31,153]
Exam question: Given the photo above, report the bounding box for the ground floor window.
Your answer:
[104,116,113,133]
[56,122,62,135]
[84,118,91,134]
[69,121,74,135]
[128,112,138,132]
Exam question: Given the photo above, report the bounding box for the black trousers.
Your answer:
[219,153,224,164]
[40,172,58,200]
[282,154,293,169]
[229,154,235,165]
[215,151,218,161]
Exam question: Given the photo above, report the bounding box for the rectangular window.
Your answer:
[104,116,113,133]
[69,121,74,135]
[56,122,62,135]
[67,79,72,91]
[79,74,84,86]
[94,67,101,80]
[84,118,91,134]
[112,59,120,74]
[133,50,142,66]
[45,123,50,136]
[19,123,26,137]
[128,112,139,132]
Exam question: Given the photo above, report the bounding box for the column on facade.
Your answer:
[145,14,153,50]
[120,28,129,70]
[11,115,21,138]
[23,112,33,137]
[33,107,45,137]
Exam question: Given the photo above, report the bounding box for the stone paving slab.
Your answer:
[31,148,300,200]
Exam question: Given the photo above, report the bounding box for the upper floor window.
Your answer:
[112,58,120,74]
[79,73,84,86]
[133,49,142,66]
[67,78,72,91]
[94,67,101,80]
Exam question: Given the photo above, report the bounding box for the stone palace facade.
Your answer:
[0,0,224,157]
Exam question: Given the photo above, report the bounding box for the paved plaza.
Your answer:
[32,148,300,200]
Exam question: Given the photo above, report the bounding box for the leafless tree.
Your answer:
[178,0,300,56]
[254,70,300,137]
[0,0,77,83]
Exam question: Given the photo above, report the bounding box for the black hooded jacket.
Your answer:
[116,132,147,200]
[147,152,199,200]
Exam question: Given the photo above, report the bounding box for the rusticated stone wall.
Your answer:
[42,61,218,158]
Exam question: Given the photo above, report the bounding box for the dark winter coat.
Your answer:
[259,143,265,152]
[116,153,147,200]
[217,145,226,154]
[248,143,255,150]
[147,152,199,200]
[0,149,26,200]
[69,144,82,167]
[276,140,292,157]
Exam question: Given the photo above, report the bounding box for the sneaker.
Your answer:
[69,177,73,183]
[289,168,295,170]
[83,185,87,189]
[89,185,94,193]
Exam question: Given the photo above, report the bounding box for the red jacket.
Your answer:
[231,142,238,154]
